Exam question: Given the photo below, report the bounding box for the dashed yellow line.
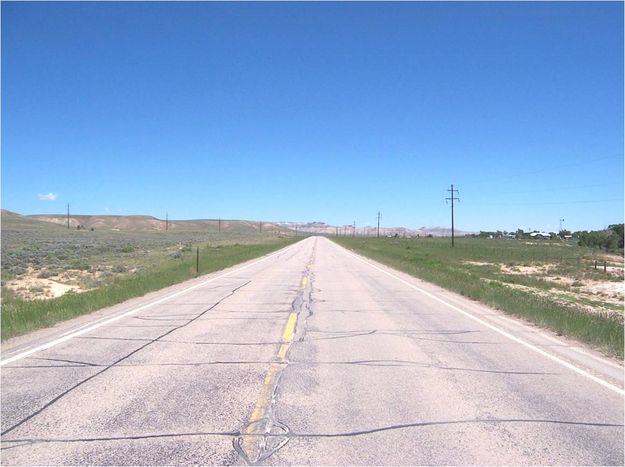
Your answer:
[282,312,297,343]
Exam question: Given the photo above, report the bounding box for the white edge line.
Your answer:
[0,240,305,366]
[333,241,625,397]
[491,314,624,370]
[425,283,624,371]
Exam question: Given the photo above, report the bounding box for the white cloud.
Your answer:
[37,192,58,201]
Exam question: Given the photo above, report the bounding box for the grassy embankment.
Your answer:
[334,236,624,357]
[2,237,300,340]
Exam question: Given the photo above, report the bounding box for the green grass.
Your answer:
[1,238,300,340]
[333,236,624,358]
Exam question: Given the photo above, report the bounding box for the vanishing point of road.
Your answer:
[1,237,623,465]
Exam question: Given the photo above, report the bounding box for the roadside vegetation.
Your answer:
[333,236,624,358]
[575,224,624,253]
[1,211,299,340]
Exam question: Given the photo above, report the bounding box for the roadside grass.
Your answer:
[333,236,624,358]
[1,238,299,340]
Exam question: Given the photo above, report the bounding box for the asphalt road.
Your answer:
[1,236,623,465]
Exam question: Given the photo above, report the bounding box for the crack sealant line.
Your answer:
[0,239,308,367]
[237,310,299,463]
[237,242,316,464]
[243,288,301,429]
[334,241,625,397]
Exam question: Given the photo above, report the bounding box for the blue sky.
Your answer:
[2,2,623,232]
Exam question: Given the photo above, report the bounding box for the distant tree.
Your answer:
[576,227,622,252]
[609,224,624,249]
[515,228,525,239]
[559,229,572,238]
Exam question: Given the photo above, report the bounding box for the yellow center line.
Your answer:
[282,312,298,343]
[241,309,300,456]
[247,364,281,423]
[277,312,297,360]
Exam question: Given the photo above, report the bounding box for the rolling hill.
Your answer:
[1,210,286,235]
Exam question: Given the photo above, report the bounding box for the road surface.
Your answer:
[1,236,623,465]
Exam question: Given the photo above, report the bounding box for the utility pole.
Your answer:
[335,226,338,237]
[377,211,381,239]
[446,184,460,247]
[352,221,356,237]
[165,212,168,231]
[295,224,298,236]
[559,218,564,232]
[259,221,263,233]
[218,218,221,233]
[67,204,70,230]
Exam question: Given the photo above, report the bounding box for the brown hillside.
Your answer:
[26,214,284,233]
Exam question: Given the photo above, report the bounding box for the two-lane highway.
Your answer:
[1,236,623,465]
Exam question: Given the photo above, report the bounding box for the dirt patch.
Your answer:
[582,280,624,299]
[464,261,494,267]
[55,269,105,286]
[600,254,625,264]
[485,279,623,317]
[500,264,555,275]
[500,262,623,284]
[3,266,97,300]
[5,276,83,300]
[477,262,624,314]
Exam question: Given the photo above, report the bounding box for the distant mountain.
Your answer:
[277,221,471,237]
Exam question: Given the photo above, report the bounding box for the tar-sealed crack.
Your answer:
[234,240,317,465]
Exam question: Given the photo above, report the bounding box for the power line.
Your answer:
[482,181,622,196]
[445,184,460,247]
[468,198,623,207]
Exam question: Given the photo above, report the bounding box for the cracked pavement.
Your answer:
[1,236,623,465]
